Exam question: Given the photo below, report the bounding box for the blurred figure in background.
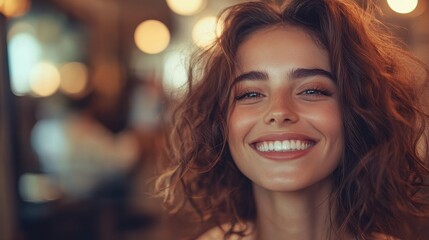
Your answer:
[31,74,139,200]
[31,98,138,199]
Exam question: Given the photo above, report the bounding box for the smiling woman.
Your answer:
[228,26,343,194]
[156,0,429,239]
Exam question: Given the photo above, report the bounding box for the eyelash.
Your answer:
[235,87,333,101]
[235,91,264,101]
[300,87,333,96]
[234,87,333,101]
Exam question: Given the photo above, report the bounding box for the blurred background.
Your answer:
[0,0,428,239]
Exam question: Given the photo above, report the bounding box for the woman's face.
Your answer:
[227,26,343,192]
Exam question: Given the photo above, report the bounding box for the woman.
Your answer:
[156,0,429,239]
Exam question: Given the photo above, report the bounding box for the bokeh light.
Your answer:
[29,62,61,97]
[134,20,170,54]
[166,0,206,16]
[7,21,35,39]
[192,16,222,48]
[19,173,62,203]
[0,0,30,17]
[387,0,418,14]
[59,62,89,97]
[8,32,42,96]
[163,49,188,95]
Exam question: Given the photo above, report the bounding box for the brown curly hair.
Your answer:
[156,0,429,239]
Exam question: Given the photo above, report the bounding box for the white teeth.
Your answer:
[290,140,296,149]
[274,141,282,151]
[283,140,290,150]
[255,140,314,152]
[268,142,274,151]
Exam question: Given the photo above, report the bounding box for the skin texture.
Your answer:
[227,25,346,240]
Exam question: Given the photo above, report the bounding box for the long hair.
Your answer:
[156,0,429,239]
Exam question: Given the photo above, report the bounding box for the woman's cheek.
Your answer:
[228,107,261,140]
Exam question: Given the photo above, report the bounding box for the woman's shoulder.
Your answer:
[371,233,400,240]
[196,226,226,240]
[197,226,399,240]
[197,223,255,240]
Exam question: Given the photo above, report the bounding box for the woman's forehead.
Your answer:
[233,25,330,76]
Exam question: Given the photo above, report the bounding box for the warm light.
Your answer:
[0,0,30,18]
[7,21,35,39]
[192,16,222,48]
[134,20,171,54]
[166,0,206,16]
[8,32,41,96]
[29,62,61,97]
[163,49,189,95]
[19,173,62,202]
[59,62,89,97]
[387,0,418,14]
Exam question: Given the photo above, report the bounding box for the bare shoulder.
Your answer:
[197,223,255,240]
[196,226,226,240]
[371,233,400,240]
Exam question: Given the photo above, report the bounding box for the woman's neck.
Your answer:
[251,177,349,240]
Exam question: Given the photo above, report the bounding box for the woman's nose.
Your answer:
[263,96,299,125]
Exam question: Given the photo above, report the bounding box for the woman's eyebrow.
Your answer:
[290,68,335,81]
[232,68,335,86]
[233,71,268,85]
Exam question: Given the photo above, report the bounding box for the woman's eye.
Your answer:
[300,88,332,96]
[235,91,264,101]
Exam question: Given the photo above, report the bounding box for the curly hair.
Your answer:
[156,0,429,239]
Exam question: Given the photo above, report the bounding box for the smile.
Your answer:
[254,140,315,152]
